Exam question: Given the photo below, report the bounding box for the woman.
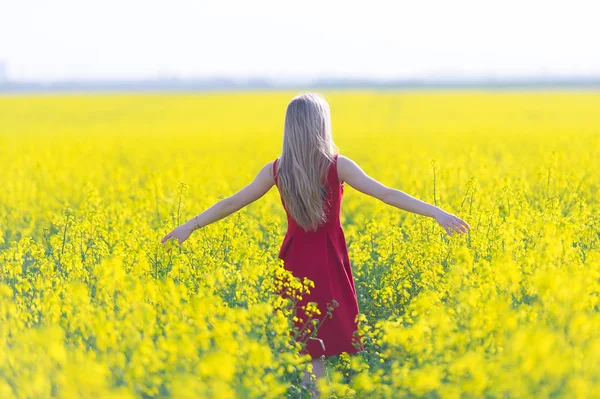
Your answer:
[161,93,470,393]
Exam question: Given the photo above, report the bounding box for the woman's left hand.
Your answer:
[161,223,194,246]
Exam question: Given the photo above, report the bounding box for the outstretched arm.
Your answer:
[337,155,470,236]
[161,161,275,245]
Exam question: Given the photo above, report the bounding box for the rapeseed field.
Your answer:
[1,91,599,398]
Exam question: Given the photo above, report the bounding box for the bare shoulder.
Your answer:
[336,155,359,182]
[252,160,276,182]
[337,154,357,166]
[337,154,351,167]
[336,154,390,201]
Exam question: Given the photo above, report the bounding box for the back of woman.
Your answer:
[161,92,470,394]
[273,148,363,362]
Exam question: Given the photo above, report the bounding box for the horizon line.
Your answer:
[1,75,600,94]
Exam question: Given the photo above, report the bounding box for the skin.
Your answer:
[160,154,471,246]
[160,154,471,387]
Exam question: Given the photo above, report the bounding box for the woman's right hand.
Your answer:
[433,209,471,236]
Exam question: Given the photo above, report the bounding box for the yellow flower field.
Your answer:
[1,90,599,398]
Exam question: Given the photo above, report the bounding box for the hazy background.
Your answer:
[1,0,599,89]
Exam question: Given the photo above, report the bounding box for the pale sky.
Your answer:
[0,0,599,82]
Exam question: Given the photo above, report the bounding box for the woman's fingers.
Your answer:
[444,226,453,236]
[161,230,181,245]
[439,213,471,237]
[161,232,188,246]
[456,216,471,230]
[453,220,467,233]
[449,223,462,234]
[161,233,172,244]
[451,223,464,233]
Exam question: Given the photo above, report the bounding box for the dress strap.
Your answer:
[333,153,343,185]
[272,158,279,183]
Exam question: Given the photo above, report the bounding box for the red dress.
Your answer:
[273,153,364,359]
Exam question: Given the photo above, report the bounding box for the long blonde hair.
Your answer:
[275,93,340,232]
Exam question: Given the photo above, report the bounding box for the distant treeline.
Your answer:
[1,77,600,93]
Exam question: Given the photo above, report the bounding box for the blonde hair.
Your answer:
[275,93,340,232]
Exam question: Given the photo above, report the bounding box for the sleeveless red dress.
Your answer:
[273,153,364,359]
